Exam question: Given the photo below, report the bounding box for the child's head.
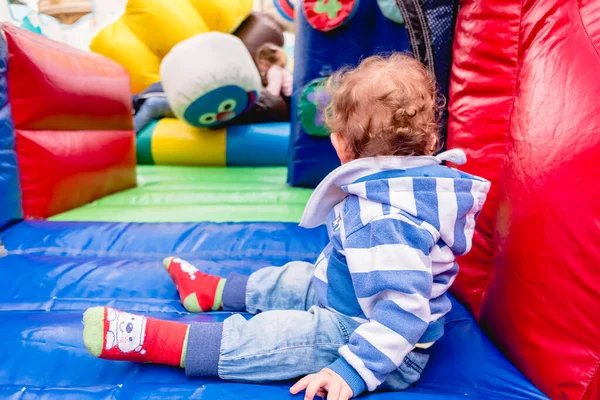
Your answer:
[324,54,441,164]
[255,43,287,74]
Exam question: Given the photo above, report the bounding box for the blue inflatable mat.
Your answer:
[0,221,547,399]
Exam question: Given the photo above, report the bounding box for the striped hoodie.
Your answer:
[299,150,490,396]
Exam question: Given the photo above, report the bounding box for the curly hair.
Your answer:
[324,53,442,158]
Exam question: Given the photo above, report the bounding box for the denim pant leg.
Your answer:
[381,349,430,391]
[186,262,430,389]
[186,307,430,388]
[222,261,318,313]
[217,306,358,381]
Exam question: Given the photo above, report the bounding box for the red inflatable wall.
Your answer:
[446,0,521,317]
[448,0,600,398]
[4,25,136,219]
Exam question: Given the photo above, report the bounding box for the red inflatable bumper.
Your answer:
[4,25,136,218]
[448,0,600,398]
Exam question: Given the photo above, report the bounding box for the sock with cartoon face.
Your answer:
[163,257,226,313]
[83,307,189,367]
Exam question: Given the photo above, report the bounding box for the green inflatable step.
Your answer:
[50,166,313,223]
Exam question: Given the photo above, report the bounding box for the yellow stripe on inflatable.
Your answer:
[152,118,227,166]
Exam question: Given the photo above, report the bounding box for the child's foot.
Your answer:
[83,307,189,368]
[163,257,226,313]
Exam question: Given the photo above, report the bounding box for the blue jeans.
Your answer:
[185,262,429,391]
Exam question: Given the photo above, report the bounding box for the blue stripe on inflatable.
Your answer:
[288,0,412,187]
[0,32,23,230]
[0,220,547,399]
[226,122,290,166]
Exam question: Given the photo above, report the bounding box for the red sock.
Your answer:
[163,257,225,313]
[83,307,189,368]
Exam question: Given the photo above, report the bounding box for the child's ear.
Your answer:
[331,133,354,164]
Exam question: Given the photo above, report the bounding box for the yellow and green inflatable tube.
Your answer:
[137,118,290,166]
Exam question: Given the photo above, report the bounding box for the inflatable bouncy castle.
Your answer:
[0,0,598,399]
[0,24,136,221]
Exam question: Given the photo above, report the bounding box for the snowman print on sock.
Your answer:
[105,308,147,354]
[174,257,198,281]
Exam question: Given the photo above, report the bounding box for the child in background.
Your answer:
[82,54,490,400]
[255,43,293,104]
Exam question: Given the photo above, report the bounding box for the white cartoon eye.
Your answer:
[218,99,237,113]
[199,112,217,125]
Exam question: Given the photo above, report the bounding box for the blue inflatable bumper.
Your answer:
[0,220,547,399]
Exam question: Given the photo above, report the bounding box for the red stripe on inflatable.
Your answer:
[580,0,600,53]
[4,24,133,131]
[16,129,136,219]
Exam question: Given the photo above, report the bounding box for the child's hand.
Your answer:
[290,368,353,400]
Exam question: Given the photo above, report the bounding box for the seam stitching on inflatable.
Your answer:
[577,8,600,399]
[577,0,600,60]
[479,0,526,321]
[580,358,600,400]
[4,248,321,260]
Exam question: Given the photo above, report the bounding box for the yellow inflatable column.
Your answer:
[90,0,209,93]
[123,0,208,58]
[152,119,227,166]
[90,21,161,93]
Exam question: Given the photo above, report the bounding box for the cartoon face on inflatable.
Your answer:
[183,85,258,127]
[160,33,262,129]
[105,308,147,354]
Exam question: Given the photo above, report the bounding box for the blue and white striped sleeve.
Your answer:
[327,215,436,396]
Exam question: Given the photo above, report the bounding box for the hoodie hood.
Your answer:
[300,150,491,255]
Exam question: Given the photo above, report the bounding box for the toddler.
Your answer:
[255,43,293,102]
[82,54,490,400]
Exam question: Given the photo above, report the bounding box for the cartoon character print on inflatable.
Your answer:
[184,86,257,127]
[303,0,359,32]
[299,77,331,137]
[160,32,261,128]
